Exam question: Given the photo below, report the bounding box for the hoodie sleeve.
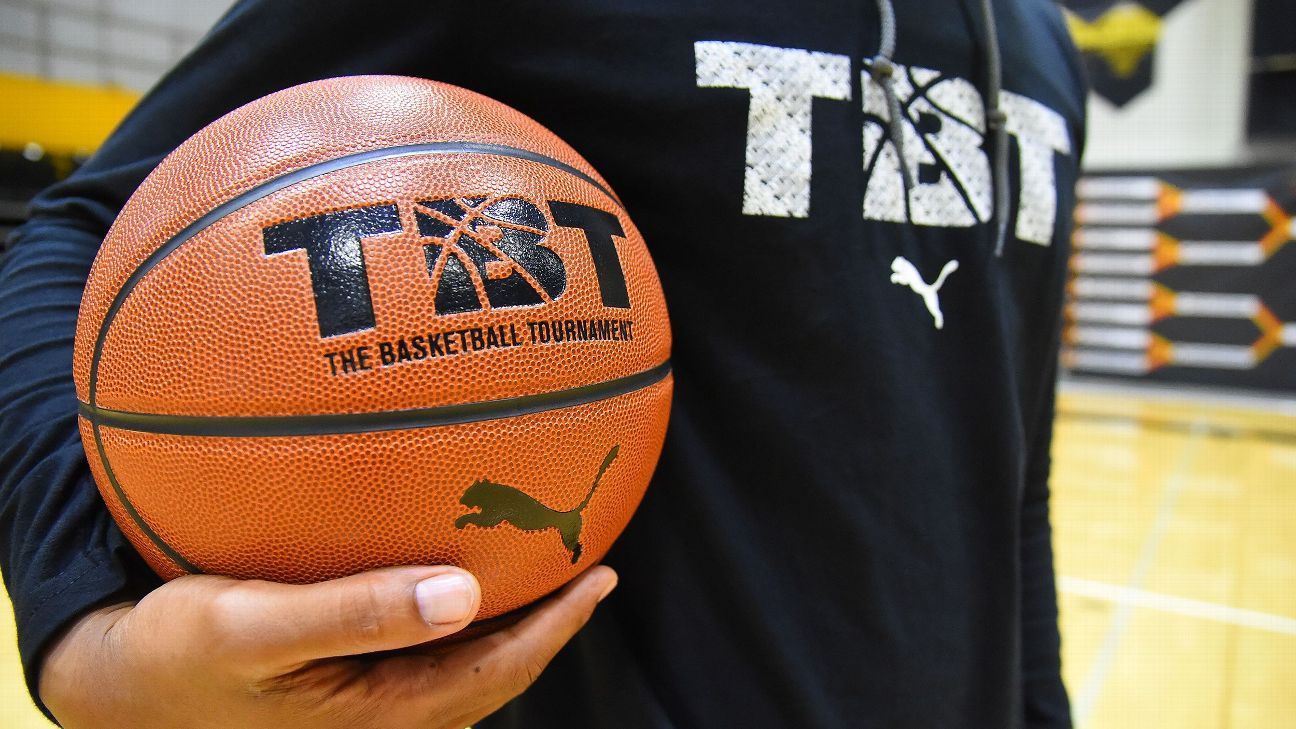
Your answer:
[1019,352,1073,729]
[0,180,163,721]
[0,0,463,716]
[1020,9,1083,724]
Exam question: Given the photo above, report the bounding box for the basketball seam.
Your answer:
[87,141,621,406]
[91,422,203,574]
[86,141,629,576]
[85,367,670,576]
[81,362,672,436]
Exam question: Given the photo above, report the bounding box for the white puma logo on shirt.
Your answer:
[890,256,959,330]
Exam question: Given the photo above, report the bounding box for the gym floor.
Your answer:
[1053,382,1296,728]
[1,382,1293,728]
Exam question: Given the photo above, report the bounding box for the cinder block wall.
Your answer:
[0,0,235,92]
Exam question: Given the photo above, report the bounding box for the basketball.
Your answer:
[71,76,672,619]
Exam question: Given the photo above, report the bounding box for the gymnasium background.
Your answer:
[0,0,1292,727]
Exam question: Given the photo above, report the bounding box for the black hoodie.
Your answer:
[0,1,1085,726]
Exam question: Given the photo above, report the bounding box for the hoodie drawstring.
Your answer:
[978,0,1011,257]
[868,0,1010,257]
[867,0,914,193]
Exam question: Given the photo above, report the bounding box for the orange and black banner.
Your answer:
[1065,166,1296,392]
[1063,0,1186,107]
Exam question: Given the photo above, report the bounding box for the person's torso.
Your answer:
[399,1,1086,727]
[121,1,1084,725]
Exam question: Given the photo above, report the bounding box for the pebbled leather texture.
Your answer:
[72,76,672,618]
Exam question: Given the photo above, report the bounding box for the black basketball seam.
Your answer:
[91,422,203,574]
[87,142,622,404]
[86,141,628,575]
[81,361,672,437]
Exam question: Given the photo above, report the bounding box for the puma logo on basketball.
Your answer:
[890,256,959,330]
[454,445,619,563]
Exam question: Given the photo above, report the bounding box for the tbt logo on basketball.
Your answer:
[263,196,631,338]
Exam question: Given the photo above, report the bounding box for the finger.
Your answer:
[203,566,481,669]
[424,565,616,720]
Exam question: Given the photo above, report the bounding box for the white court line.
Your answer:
[1071,424,1203,727]
[1060,577,1296,636]
[1059,377,1296,417]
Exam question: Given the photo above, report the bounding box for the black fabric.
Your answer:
[0,1,1085,726]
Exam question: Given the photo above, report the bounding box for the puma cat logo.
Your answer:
[454,445,620,563]
[890,256,959,330]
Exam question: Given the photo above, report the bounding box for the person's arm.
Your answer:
[1,2,615,725]
[1019,13,1084,723]
[1018,353,1072,728]
[0,2,336,709]
[0,164,158,720]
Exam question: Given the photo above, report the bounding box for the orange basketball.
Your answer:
[72,76,672,619]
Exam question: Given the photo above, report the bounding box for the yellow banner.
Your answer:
[0,73,140,155]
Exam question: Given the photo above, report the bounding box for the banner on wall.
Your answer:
[1063,0,1188,107]
[1065,166,1296,393]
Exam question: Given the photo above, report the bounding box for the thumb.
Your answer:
[429,565,617,717]
[204,566,481,669]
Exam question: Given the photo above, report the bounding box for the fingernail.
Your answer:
[415,574,475,625]
[596,574,618,603]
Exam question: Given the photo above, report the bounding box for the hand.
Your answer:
[39,564,616,728]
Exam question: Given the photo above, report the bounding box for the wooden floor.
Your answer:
[1,384,1293,728]
[1053,384,1296,728]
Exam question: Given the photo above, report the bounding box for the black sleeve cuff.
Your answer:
[7,472,161,724]
[13,545,160,724]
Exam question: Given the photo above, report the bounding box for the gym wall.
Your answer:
[1063,0,1295,393]
[0,0,235,239]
